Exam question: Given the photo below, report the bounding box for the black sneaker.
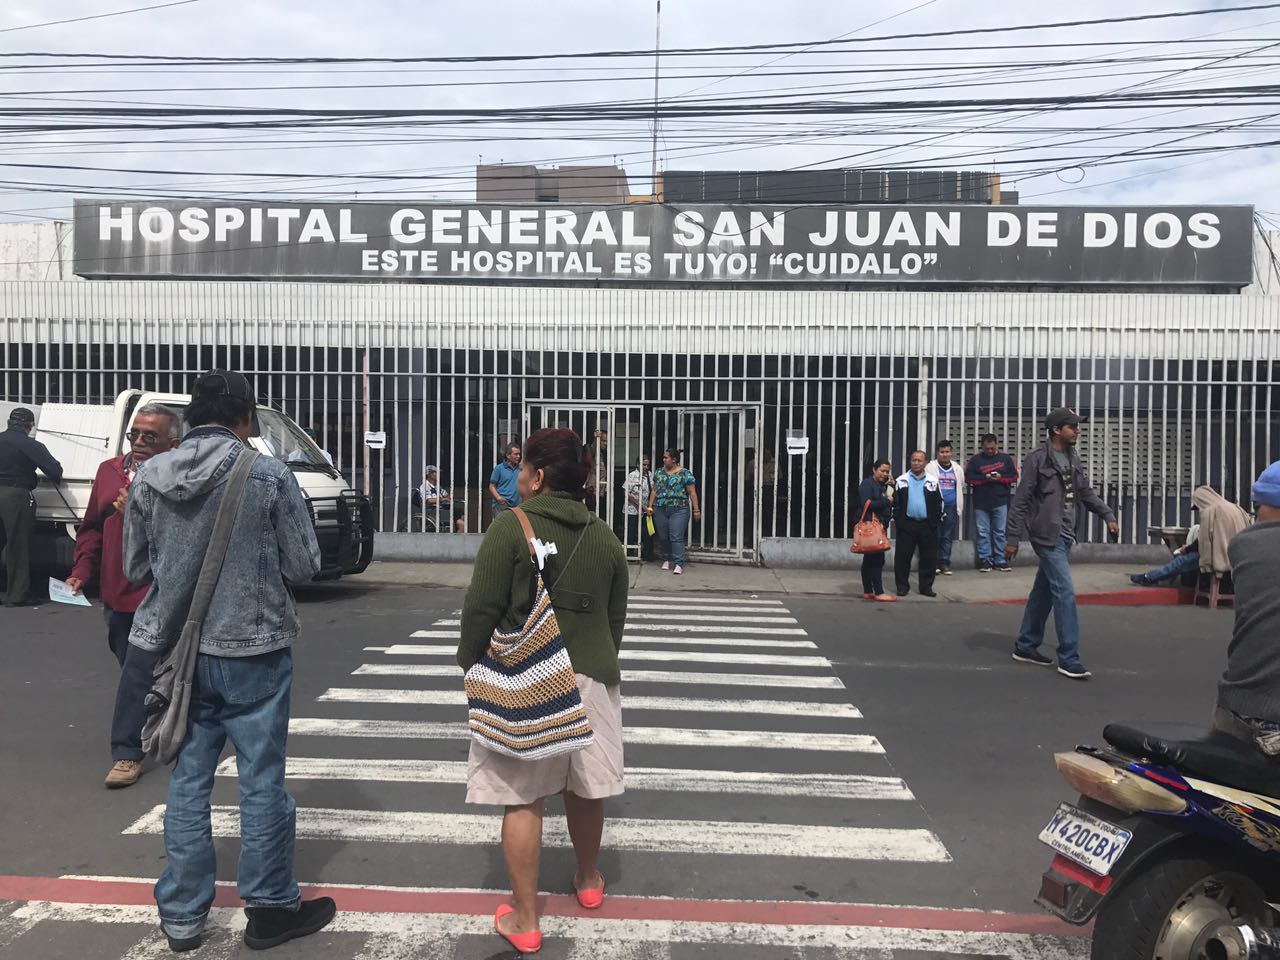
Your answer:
[244,897,337,951]
[997,564,1014,572]
[1129,574,1156,587]
[979,561,994,573]
[1012,649,1054,667]
[1058,663,1092,680]
[166,934,201,953]
[920,589,938,597]
[939,566,953,576]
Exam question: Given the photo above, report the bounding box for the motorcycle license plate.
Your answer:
[1038,803,1132,877]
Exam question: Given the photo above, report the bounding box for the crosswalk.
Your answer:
[1,592,1089,959]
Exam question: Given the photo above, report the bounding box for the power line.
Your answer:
[0,0,201,35]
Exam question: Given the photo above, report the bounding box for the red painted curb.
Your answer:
[0,875,1089,938]
[980,587,1189,607]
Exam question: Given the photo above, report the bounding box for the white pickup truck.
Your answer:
[4,391,373,580]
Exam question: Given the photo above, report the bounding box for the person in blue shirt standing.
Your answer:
[488,443,522,518]
[926,440,964,576]
[893,450,943,598]
[0,407,64,606]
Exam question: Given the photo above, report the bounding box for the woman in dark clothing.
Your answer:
[857,460,897,602]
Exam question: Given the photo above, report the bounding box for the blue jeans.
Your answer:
[112,627,159,762]
[1144,550,1199,582]
[653,504,690,566]
[156,649,299,940]
[1016,535,1081,667]
[974,504,1009,566]
[937,504,958,567]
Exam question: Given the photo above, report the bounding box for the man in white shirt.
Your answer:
[417,466,465,533]
[622,455,655,560]
[926,440,965,576]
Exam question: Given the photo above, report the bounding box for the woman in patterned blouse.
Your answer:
[646,448,701,575]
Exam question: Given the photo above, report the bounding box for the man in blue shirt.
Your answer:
[0,407,64,605]
[488,443,522,516]
[893,450,943,598]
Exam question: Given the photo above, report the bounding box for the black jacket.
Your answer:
[0,425,63,490]
[893,471,943,528]
[1007,442,1115,548]
[856,477,893,530]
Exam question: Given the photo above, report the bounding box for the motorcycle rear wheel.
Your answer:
[1091,854,1271,960]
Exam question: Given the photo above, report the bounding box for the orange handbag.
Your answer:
[850,500,891,554]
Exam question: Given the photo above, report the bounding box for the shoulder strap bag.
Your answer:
[851,499,892,555]
[463,507,594,761]
[141,449,259,764]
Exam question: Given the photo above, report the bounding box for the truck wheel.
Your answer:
[1090,855,1271,960]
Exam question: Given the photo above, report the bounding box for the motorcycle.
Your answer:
[1034,722,1280,959]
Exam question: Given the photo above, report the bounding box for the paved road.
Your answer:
[0,577,1230,959]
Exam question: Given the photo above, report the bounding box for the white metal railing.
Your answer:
[1,280,1276,560]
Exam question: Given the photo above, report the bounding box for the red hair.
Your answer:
[522,427,592,500]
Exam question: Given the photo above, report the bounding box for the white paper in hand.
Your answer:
[48,577,92,607]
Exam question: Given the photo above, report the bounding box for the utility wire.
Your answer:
[0,0,200,35]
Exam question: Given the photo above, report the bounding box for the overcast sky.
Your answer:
[0,0,1277,223]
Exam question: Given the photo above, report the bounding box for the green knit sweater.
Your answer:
[458,491,629,685]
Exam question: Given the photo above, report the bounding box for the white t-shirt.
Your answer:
[622,469,653,516]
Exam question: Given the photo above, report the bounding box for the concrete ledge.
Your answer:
[757,538,1171,570]
[376,532,483,563]
[375,532,1172,570]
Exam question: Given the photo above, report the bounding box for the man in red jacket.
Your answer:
[67,403,181,788]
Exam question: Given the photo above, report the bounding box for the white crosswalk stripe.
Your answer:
[381,644,831,668]
[317,687,861,718]
[0,900,1090,960]
[353,662,848,688]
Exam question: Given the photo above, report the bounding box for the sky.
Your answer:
[0,0,1278,224]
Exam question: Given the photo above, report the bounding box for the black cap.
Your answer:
[1045,407,1081,430]
[192,369,255,405]
[7,407,35,426]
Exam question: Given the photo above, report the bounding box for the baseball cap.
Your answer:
[192,369,255,405]
[1044,407,1081,430]
[7,407,35,426]
[1254,460,1280,509]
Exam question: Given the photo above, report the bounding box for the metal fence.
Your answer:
[2,281,1277,562]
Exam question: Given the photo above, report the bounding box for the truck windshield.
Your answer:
[255,409,331,469]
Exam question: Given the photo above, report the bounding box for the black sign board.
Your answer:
[72,200,1254,286]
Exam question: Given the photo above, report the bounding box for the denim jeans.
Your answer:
[653,504,690,566]
[973,504,1009,566]
[1016,535,1081,667]
[111,630,159,762]
[105,607,134,667]
[156,649,299,941]
[1144,550,1200,582]
[937,504,958,567]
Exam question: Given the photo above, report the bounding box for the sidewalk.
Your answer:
[356,559,1185,605]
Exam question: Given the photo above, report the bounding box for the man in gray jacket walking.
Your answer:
[123,370,334,953]
[1006,408,1119,680]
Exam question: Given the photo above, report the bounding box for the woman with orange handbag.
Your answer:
[856,460,897,602]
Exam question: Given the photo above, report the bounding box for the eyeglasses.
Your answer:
[126,429,163,444]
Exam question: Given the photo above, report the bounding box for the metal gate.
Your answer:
[524,403,759,563]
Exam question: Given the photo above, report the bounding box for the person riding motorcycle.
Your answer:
[1214,460,1280,760]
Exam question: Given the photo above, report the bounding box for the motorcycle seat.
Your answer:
[1103,722,1280,799]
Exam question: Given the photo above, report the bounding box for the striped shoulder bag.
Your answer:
[463,507,594,760]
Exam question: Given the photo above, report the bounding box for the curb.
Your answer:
[981,587,1193,607]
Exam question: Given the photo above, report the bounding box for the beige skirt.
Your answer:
[465,674,624,806]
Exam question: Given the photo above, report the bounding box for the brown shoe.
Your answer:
[105,760,143,789]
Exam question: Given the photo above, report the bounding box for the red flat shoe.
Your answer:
[573,872,605,910]
[862,592,875,600]
[494,904,542,954]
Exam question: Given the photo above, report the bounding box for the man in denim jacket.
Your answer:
[122,369,334,953]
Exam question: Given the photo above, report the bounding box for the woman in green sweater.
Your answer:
[459,427,629,955]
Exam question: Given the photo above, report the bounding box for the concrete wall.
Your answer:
[375,532,1169,569]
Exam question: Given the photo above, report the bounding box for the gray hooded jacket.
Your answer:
[1006,441,1116,549]
[123,425,321,656]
